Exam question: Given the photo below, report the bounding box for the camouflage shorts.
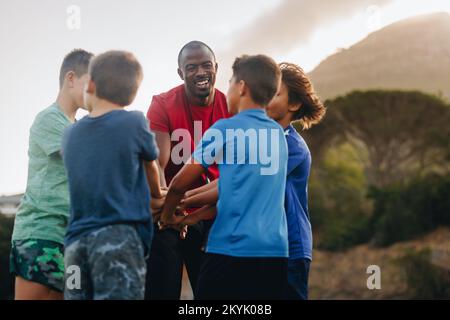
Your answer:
[10,239,65,292]
[64,224,146,300]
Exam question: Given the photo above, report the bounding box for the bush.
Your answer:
[395,248,450,299]
[0,213,15,300]
[369,174,450,247]
[311,143,373,251]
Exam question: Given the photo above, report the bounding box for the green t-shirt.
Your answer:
[12,103,72,245]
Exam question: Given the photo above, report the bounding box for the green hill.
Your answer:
[309,12,450,100]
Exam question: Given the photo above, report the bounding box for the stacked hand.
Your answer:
[150,187,168,222]
[152,189,191,239]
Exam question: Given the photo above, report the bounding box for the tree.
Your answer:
[303,90,450,188]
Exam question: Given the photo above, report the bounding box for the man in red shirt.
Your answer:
[145,41,230,299]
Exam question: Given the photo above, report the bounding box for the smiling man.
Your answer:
[145,41,230,299]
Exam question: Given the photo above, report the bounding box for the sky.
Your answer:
[1,0,450,195]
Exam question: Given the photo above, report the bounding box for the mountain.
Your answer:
[308,12,450,100]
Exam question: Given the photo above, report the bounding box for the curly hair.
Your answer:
[279,62,326,129]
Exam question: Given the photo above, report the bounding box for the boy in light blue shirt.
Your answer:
[160,54,288,299]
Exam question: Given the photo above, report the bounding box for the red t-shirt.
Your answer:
[147,84,230,190]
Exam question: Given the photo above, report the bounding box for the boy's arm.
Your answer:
[160,159,207,226]
[145,160,167,222]
[181,185,218,209]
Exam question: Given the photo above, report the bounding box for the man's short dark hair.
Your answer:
[59,49,94,88]
[177,41,216,67]
[89,50,143,106]
[232,54,281,106]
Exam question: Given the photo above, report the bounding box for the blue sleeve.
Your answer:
[137,112,159,161]
[192,120,226,169]
[286,135,306,175]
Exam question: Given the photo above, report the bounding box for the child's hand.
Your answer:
[150,190,167,222]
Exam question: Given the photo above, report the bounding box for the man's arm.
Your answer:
[154,130,171,188]
[160,159,207,226]
[145,160,163,198]
[181,205,217,226]
[185,179,218,198]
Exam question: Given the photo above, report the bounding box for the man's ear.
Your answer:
[86,79,96,94]
[215,62,218,73]
[288,102,302,113]
[177,68,184,81]
[65,71,76,88]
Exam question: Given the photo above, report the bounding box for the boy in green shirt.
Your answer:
[10,49,94,300]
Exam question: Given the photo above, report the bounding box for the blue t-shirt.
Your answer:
[192,108,289,258]
[284,125,312,260]
[62,110,159,251]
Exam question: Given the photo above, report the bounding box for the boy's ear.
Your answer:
[86,79,96,94]
[238,80,246,97]
[177,68,184,81]
[65,71,76,88]
[288,102,302,113]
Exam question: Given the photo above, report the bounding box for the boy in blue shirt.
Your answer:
[266,62,325,299]
[178,62,326,299]
[62,51,163,300]
[160,54,289,299]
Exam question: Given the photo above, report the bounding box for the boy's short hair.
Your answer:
[232,54,281,106]
[279,62,326,129]
[59,49,94,89]
[89,50,143,106]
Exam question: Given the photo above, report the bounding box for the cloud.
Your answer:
[216,0,393,87]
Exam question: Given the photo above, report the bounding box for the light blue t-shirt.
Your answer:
[192,108,289,258]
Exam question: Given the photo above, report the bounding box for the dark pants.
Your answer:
[196,253,288,300]
[285,258,311,300]
[144,222,206,299]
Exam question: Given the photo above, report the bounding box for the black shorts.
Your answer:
[196,252,288,300]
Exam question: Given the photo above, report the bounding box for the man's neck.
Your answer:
[56,91,78,123]
[186,89,215,107]
[89,99,123,117]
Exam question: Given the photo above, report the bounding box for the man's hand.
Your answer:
[180,212,202,226]
[159,213,185,229]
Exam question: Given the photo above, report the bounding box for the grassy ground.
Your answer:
[309,227,450,299]
[180,227,450,300]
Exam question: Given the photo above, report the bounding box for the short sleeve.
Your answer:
[138,113,160,161]
[31,111,68,156]
[147,95,170,132]
[61,126,72,158]
[192,120,226,169]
